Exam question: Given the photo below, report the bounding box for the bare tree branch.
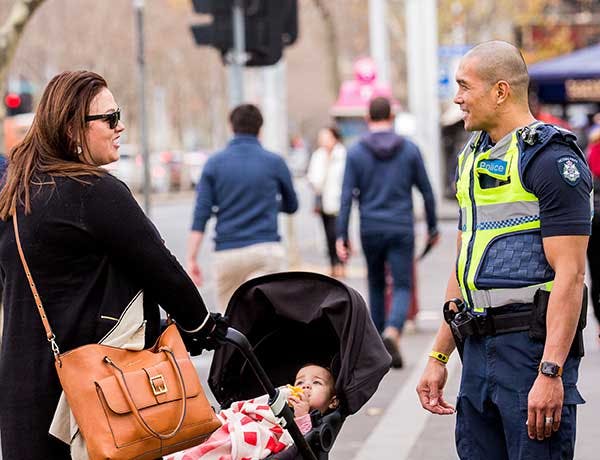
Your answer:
[0,0,46,151]
[310,0,342,98]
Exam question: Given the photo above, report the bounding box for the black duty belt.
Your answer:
[443,298,532,341]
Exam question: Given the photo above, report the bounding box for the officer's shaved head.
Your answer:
[464,41,530,102]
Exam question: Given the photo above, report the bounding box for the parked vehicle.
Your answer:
[106,146,194,192]
[104,144,143,192]
[182,150,209,188]
[3,113,34,153]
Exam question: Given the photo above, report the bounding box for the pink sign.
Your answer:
[331,57,399,116]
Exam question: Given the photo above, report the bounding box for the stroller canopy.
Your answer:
[208,272,391,416]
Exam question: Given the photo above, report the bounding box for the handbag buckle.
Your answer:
[149,374,168,396]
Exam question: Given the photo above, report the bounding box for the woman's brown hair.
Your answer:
[0,70,109,219]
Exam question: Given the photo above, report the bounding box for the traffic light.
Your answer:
[190,0,298,67]
[191,0,233,54]
[281,0,298,47]
[4,92,33,116]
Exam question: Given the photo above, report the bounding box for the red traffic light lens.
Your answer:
[5,93,22,109]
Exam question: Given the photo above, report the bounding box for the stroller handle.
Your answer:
[221,327,319,460]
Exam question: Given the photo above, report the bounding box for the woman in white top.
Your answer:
[307,126,347,277]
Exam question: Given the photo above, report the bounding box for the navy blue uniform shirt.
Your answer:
[192,135,298,251]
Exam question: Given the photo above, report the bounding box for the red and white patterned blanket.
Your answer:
[167,394,311,460]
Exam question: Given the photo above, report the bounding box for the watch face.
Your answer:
[540,361,561,377]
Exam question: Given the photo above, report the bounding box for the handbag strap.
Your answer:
[12,212,61,356]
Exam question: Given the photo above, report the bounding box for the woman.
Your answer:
[306,126,346,277]
[0,71,218,459]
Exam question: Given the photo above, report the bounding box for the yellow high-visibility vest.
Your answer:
[455,124,557,312]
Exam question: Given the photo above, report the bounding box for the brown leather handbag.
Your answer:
[14,214,221,460]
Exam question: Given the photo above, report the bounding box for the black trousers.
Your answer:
[320,212,340,267]
[588,217,600,326]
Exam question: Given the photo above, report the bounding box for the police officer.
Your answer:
[416,41,592,459]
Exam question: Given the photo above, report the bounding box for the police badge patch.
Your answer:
[557,156,581,186]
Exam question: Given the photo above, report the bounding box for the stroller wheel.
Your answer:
[319,424,334,451]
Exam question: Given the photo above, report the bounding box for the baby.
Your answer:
[168,364,338,460]
[287,364,339,419]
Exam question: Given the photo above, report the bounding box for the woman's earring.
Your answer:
[76,144,83,156]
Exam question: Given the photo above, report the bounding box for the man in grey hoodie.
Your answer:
[336,96,438,368]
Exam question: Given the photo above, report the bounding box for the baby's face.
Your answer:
[294,365,336,414]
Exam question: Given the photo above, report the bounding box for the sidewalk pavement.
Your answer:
[333,223,600,460]
[147,183,596,460]
[352,324,600,460]
[289,179,599,460]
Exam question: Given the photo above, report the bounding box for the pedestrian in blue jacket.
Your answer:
[336,96,438,368]
[187,104,298,311]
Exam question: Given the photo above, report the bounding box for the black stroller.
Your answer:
[209,272,392,460]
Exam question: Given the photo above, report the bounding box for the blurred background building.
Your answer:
[1,0,600,198]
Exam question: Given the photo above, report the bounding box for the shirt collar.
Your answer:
[230,134,260,145]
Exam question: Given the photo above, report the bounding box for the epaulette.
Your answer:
[519,123,586,163]
[519,122,573,145]
[535,123,577,144]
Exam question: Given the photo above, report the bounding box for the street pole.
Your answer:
[369,0,391,85]
[261,60,298,267]
[134,0,151,215]
[228,0,246,107]
[262,61,287,156]
[405,0,441,200]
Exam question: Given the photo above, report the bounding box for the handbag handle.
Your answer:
[104,347,188,440]
[12,212,60,355]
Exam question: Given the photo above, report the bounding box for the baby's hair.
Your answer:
[298,363,335,379]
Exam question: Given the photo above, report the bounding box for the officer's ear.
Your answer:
[495,80,510,105]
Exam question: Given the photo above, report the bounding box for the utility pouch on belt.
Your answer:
[529,286,588,357]
[443,298,467,358]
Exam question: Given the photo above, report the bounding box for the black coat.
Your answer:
[0,174,210,459]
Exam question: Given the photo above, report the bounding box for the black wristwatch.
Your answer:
[539,361,563,378]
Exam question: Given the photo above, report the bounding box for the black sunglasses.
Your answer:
[85,108,121,129]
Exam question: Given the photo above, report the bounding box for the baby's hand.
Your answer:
[288,390,310,417]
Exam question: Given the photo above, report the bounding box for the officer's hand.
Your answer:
[527,374,564,441]
[187,259,203,286]
[416,359,455,415]
[336,238,351,263]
